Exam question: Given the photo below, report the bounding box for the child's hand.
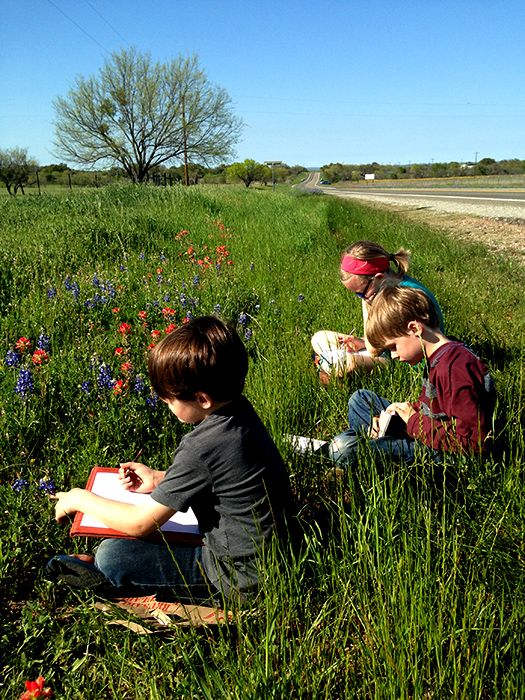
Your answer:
[338,334,366,352]
[118,462,158,493]
[50,488,84,522]
[385,402,415,423]
[368,415,381,438]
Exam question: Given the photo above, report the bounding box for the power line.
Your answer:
[45,0,110,54]
[83,0,130,45]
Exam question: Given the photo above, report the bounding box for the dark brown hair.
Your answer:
[366,284,441,352]
[148,316,248,401]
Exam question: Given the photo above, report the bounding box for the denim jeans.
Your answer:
[326,389,435,468]
[91,539,217,603]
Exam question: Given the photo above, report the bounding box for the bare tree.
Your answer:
[0,147,38,195]
[53,48,243,183]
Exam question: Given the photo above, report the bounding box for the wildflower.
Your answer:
[97,363,114,390]
[138,310,148,321]
[112,307,121,314]
[113,379,125,395]
[163,294,171,302]
[250,262,255,271]
[161,307,176,318]
[38,478,56,495]
[20,676,53,699]
[12,478,29,493]
[15,368,34,398]
[37,334,51,351]
[193,275,200,286]
[151,329,162,340]
[146,393,159,410]
[214,303,221,314]
[298,294,305,302]
[159,253,167,262]
[118,322,132,335]
[245,328,253,341]
[120,361,133,373]
[238,312,249,328]
[47,287,57,299]
[114,347,125,356]
[180,293,187,308]
[164,323,177,334]
[80,380,92,394]
[119,264,127,272]
[32,349,49,365]
[64,276,80,300]
[5,349,22,367]
[15,337,31,352]
[133,375,146,394]
[139,252,145,261]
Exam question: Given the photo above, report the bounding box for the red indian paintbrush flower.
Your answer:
[20,675,53,699]
[15,337,32,352]
[31,349,49,365]
[118,322,132,335]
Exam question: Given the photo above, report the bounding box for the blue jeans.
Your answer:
[91,539,218,603]
[326,389,438,468]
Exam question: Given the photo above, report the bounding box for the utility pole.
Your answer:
[264,160,283,190]
[182,94,189,186]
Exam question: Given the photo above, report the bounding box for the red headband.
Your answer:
[340,254,390,275]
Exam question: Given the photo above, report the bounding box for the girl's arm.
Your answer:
[52,488,175,538]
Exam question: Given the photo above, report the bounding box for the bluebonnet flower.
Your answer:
[38,478,56,495]
[215,263,221,272]
[185,311,195,320]
[214,303,221,314]
[189,297,199,310]
[104,280,117,298]
[156,274,163,285]
[146,393,159,410]
[36,334,51,351]
[92,273,101,288]
[245,328,253,341]
[119,264,127,272]
[133,375,146,394]
[139,252,145,261]
[238,312,249,327]
[64,276,80,300]
[97,363,114,391]
[159,253,167,262]
[12,478,29,493]
[250,262,255,271]
[80,380,92,394]
[298,294,305,302]
[163,294,171,302]
[193,275,200,286]
[180,293,187,308]
[15,368,34,398]
[5,349,22,367]
[255,304,261,312]
[47,287,57,299]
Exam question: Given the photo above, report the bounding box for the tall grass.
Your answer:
[0,185,523,698]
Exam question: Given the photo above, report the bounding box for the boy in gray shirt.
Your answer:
[48,316,295,604]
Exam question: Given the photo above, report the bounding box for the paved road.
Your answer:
[299,172,525,219]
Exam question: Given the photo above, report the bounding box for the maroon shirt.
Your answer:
[406,342,495,454]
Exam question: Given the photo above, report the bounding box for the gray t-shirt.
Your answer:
[152,396,294,597]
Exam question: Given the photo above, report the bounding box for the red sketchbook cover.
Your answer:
[70,466,202,544]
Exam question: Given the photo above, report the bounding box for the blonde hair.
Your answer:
[366,284,440,352]
[340,240,410,281]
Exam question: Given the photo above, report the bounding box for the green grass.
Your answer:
[0,185,523,698]
[335,174,525,189]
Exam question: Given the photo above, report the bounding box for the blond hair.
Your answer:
[340,240,410,281]
[366,284,441,352]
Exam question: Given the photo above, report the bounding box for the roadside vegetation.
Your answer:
[1,185,523,697]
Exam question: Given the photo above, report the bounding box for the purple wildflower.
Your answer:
[238,312,249,327]
[80,380,92,394]
[37,334,51,351]
[5,349,22,367]
[15,368,34,398]
[214,304,221,314]
[298,294,305,302]
[97,363,114,391]
[12,478,29,493]
[133,376,146,394]
[47,287,57,299]
[38,478,56,495]
[245,328,253,341]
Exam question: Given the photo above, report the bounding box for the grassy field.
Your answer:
[333,174,525,189]
[0,185,524,698]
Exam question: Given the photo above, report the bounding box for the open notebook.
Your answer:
[70,466,202,543]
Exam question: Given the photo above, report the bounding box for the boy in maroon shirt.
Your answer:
[326,285,496,467]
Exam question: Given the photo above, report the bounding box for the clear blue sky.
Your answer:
[2,0,524,168]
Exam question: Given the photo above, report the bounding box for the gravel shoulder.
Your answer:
[324,190,525,266]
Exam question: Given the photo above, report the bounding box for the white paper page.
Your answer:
[79,471,199,534]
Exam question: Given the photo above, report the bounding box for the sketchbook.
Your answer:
[377,411,407,439]
[70,466,201,543]
[286,434,328,455]
[311,330,371,375]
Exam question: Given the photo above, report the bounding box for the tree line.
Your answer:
[320,158,525,183]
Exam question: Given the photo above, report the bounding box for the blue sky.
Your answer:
[2,0,524,168]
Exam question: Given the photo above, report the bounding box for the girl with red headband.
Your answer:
[311,240,443,381]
